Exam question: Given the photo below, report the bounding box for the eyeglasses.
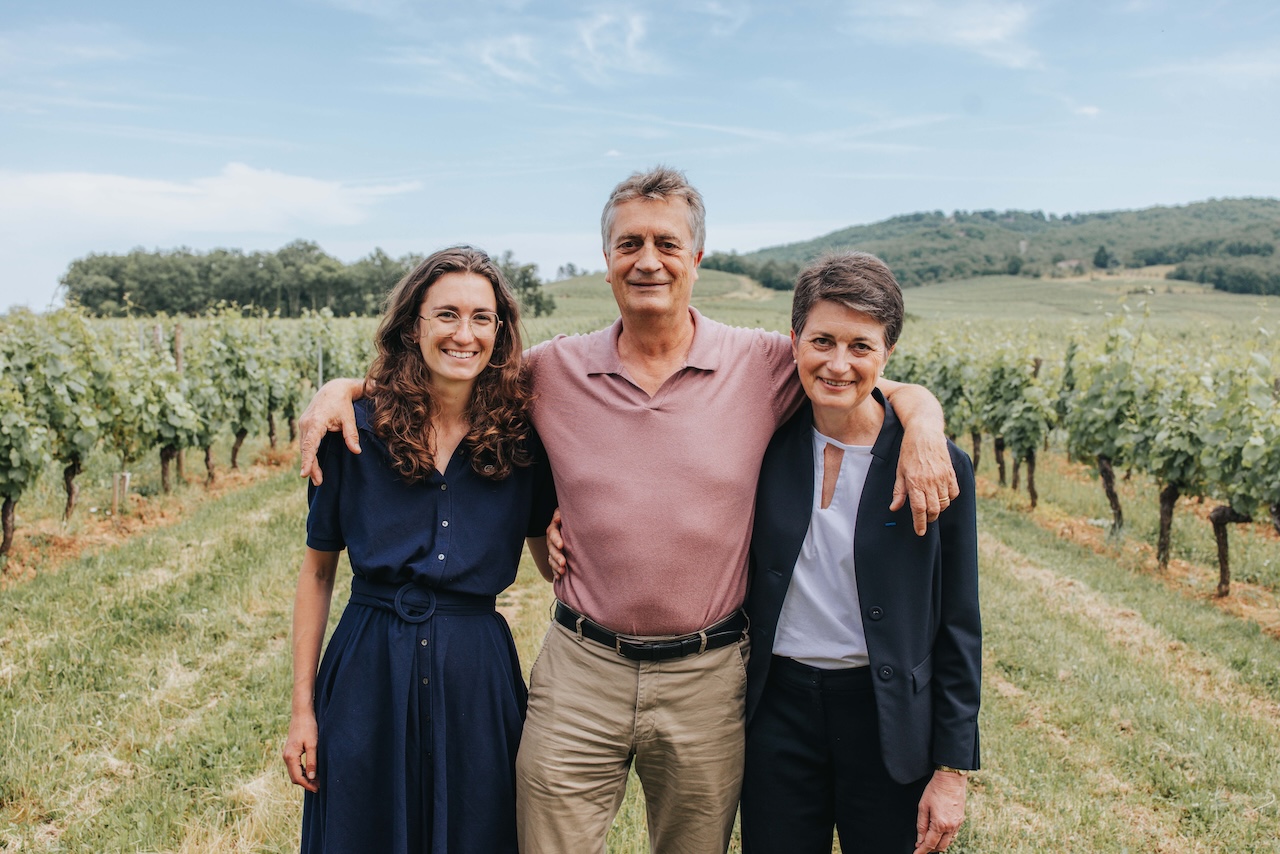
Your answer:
[420,309,503,339]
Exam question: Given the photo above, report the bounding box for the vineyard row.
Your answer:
[2,311,1278,593]
[891,321,1280,595]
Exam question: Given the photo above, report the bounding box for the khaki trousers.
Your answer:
[516,620,750,854]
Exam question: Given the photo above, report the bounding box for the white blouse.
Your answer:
[772,428,875,669]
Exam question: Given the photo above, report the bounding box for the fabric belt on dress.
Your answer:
[554,600,748,662]
[350,576,496,624]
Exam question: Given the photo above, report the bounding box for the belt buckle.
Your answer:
[393,583,436,623]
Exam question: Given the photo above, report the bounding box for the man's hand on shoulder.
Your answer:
[892,419,959,535]
[298,378,366,486]
[879,378,959,535]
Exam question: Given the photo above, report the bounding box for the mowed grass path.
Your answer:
[2,458,1279,851]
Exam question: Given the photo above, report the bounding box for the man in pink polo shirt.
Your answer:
[298,166,957,853]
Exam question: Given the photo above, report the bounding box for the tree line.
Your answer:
[700,253,803,290]
[58,242,557,318]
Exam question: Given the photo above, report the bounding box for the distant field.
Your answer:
[529,266,1280,342]
[901,269,1280,326]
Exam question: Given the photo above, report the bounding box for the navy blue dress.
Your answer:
[301,399,556,853]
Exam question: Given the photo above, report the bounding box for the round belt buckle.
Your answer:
[393,583,436,623]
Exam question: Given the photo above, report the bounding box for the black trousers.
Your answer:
[740,656,930,854]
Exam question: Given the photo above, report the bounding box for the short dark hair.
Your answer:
[791,252,904,347]
[601,165,706,253]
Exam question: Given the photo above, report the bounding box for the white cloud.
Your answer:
[476,34,549,88]
[1136,49,1280,88]
[0,22,149,71]
[383,11,666,95]
[0,164,422,309]
[20,121,300,150]
[1074,104,1101,117]
[699,1,753,37]
[384,34,561,96]
[370,6,679,95]
[571,12,663,82]
[0,163,419,235]
[316,0,536,20]
[547,102,945,154]
[847,0,1040,69]
[313,0,414,21]
[0,92,148,115]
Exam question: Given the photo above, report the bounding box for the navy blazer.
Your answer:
[745,392,982,784]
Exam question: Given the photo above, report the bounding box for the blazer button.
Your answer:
[868,606,884,620]
[878,665,894,680]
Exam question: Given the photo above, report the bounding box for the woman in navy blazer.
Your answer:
[740,253,981,854]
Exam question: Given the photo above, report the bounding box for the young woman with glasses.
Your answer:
[283,246,556,853]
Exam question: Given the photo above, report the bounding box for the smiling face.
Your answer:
[416,271,499,394]
[792,299,894,423]
[603,196,703,322]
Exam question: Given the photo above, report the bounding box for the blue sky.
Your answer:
[2,0,1278,310]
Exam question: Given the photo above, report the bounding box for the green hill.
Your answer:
[704,197,1280,295]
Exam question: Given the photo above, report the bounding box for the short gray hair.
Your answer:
[791,252,904,347]
[600,165,706,253]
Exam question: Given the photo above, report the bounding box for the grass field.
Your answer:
[2,272,1279,852]
[900,267,1280,326]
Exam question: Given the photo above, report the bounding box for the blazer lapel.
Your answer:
[864,389,902,511]
[771,402,817,588]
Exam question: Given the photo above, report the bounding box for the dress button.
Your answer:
[441,520,449,527]
[420,639,428,647]
[437,554,445,561]
[878,666,894,680]
[868,606,884,620]
[422,677,429,686]
[440,484,447,491]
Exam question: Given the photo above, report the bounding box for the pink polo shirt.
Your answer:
[526,308,802,636]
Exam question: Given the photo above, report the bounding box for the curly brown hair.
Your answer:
[365,246,532,482]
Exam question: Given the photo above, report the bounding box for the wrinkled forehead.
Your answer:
[604,197,696,246]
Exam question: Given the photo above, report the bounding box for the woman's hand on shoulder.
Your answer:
[545,508,569,579]
[283,710,320,793]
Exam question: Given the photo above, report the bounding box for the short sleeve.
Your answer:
[306,433,346,552]
[759,330,804,427]
[524,429,558,539]
[522,341,547,384]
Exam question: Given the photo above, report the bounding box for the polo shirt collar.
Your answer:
[585,307,721,375]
